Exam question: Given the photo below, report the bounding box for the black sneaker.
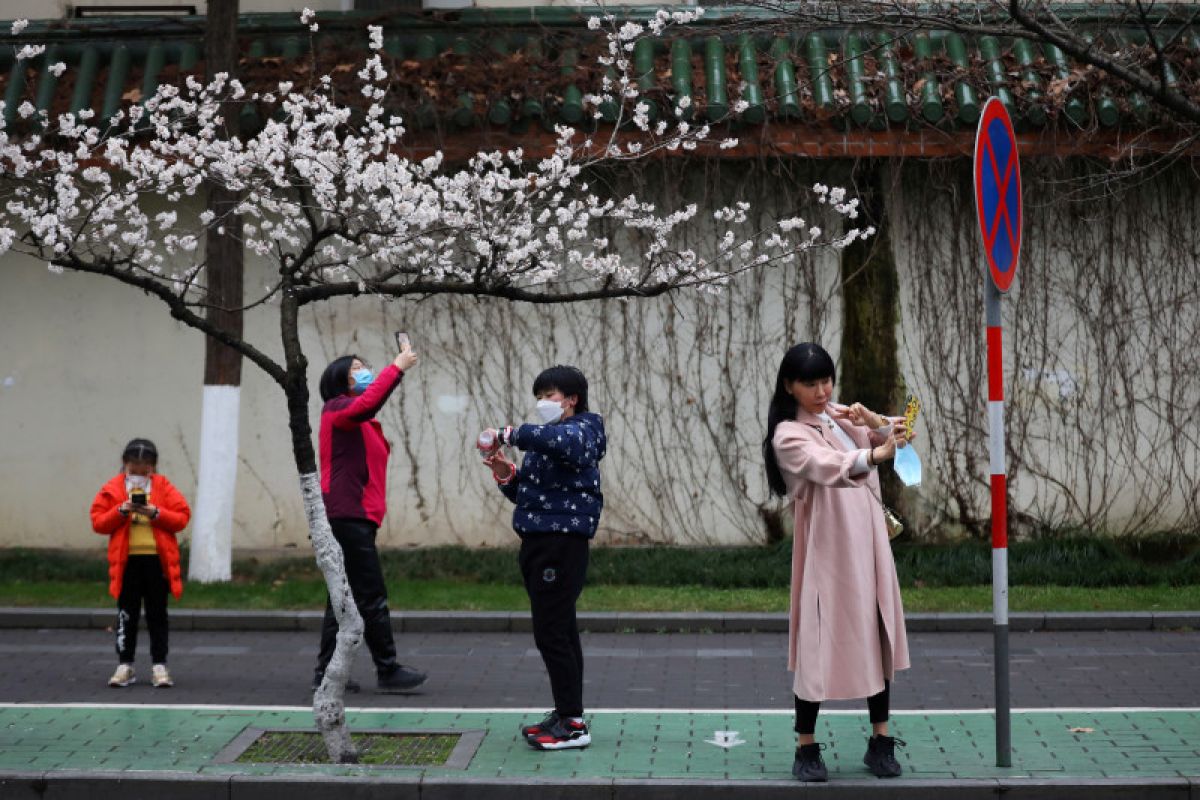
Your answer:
[527,717,590,750]
[792,742,828,782]
[863,734,905,778]
[521,711,560,739]
[311,672,361,693]
[376,664,427,694]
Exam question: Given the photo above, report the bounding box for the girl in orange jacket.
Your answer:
[90,438,190,688]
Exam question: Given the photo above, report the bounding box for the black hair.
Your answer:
[533,365,589,415]
[121,438,158,464]
[319,355,360,402]
[763,343,837,496]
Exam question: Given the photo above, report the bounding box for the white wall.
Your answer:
[3,160,1195,552]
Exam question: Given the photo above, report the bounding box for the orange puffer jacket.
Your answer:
[90,473,191,599]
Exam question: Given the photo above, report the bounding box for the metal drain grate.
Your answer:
[215,727,485,769]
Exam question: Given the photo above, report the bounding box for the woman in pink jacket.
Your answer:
[764,343,912,782]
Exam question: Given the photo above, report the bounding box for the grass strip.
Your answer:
[2,580,1198,613]
[5,536,1199,588]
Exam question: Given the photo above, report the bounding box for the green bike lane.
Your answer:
[2,703,1198,794]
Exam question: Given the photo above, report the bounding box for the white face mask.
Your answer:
[535,399,565,424]
[126,474,150,490]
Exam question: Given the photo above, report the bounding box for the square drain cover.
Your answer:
[215,727,484,769]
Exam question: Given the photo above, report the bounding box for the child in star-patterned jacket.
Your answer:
[479,365,605,752]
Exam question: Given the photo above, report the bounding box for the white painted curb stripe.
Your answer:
[2,702,1197,715]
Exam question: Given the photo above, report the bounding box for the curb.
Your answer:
[0,607,1197,633]
[1,771,1197,799]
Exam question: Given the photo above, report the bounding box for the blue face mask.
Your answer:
[351,369,374,394]
[893,445,922,487]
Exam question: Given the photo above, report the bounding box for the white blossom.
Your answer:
[15,44,45,61]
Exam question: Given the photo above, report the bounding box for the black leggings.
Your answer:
[794,681,890,735]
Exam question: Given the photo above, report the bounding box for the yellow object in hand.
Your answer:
[904,394,920,431]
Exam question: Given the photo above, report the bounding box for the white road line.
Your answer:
[1,702,1197,715]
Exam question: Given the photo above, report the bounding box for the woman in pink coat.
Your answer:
[764,343,913,782]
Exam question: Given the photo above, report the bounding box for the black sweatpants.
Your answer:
[794,681,891,735]
[115,555,170,664]
[519,532,589,718]
[316,518,400,677]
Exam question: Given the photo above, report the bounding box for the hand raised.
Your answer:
[393,343,418,372]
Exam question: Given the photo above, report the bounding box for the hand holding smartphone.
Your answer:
[392,331,418,372]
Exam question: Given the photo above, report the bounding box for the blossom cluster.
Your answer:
[0,9,871,306]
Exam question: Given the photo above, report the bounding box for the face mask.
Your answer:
[893,445,922,487]
[535,399,565,424]
[351,369,374,394]
[126,474,149,490]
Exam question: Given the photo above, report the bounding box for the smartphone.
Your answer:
[903,394,921,431]
[394,331,410,351]
[130,490,147,506]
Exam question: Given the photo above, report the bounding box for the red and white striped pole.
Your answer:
[975,96,1019,769]
[986,281,1011,767]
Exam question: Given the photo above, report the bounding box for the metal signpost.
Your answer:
[974,96,1022,768]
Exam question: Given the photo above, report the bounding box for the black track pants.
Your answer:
[115,555,169,664]
[315,518,399,677]
[519,533,589,718]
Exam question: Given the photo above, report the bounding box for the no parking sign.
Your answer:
[975,98,1022,293]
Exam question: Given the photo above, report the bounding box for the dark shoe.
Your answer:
[863,734,904,778]
[792,742,828,782]
[376,664,427,694]
[521,711,560,739]
[311,672,361,693]
[527,717,590,751]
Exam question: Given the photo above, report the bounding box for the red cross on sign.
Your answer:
[974,98,1022,293]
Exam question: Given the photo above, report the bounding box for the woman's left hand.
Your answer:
[893,423,916,448]
[140,504,159,518]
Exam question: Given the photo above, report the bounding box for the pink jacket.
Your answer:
[773,410,910,701]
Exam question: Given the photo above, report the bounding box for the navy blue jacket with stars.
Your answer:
[498,412,606,538]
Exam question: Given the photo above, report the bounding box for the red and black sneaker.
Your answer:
[527,717,591,751]
[520,711,559,739]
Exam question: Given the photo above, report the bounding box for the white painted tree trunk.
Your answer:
[188,385,240,582]
[300,471,363,763]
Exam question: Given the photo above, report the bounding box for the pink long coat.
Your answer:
[773,410,910,701]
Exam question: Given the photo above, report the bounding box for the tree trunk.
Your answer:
[281,292,362,764]
[190,0,244,583]
[838,162,907,517]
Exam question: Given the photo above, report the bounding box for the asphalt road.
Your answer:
[3,627,1197,710]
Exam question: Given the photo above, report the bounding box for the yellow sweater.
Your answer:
[127,486,156,556]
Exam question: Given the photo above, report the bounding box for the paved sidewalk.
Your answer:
[3,622,1198,796]
[2,704,1198,798]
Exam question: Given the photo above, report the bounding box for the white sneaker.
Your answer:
[151,664,174,688]
[108,664,135,687]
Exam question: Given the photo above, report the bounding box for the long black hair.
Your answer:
[533,365,589,414]
[319,355,360,402]
[763,343,837,496]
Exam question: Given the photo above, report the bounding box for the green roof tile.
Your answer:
[1,7,1196,142]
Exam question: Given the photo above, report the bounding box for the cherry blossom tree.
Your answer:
[0,8,869,761]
